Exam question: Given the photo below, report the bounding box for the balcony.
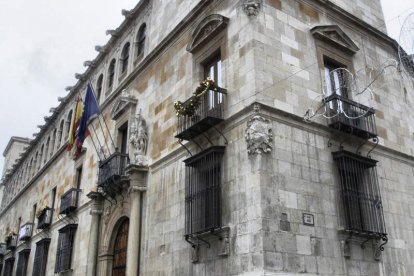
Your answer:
[322,94,377,139]
[5,234,17,250]
[0,243,7,256]
[98,152,129,197]
[37,207,53,229]
[18,223,33,241]
[175,88,226,140]
[60,188,79,215]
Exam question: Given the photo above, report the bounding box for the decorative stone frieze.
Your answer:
[245,104,272,154]
[110,89,138,120]
[311,25,360,55]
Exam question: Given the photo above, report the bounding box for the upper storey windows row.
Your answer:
[95,23,147,103]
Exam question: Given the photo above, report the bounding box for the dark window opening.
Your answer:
[108,59,116,89]
[96,74,104,102]
[118,123,129,155]
[184,146,225,236]
[112,219,129,276]
[55,224,77,273]
[120,43,130,74]
[324,59,349,98]
[16,249,30,276]
[3,257,15,276]
[204,53,223,110]
[32,238,50,276]
[136,23,146,57]
[333,150,386,237]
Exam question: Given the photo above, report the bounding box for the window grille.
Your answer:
[16,249,30,276]
[32,238,51,276]
[37,207,52,229]
[59,188,79,215]
[55,224,77,273]
[184,146,225,236]
[3,257,15,276]
[332,150,386,237]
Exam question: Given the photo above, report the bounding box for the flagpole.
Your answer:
[91,123,107,160]
[88,80,117,153]
[88,132,103,162]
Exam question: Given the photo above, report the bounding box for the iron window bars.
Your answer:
[59,188,80,215]
[15,249,30,276]
[37,207,53,229]
[176,88,226,140]
[55,224,77,273]
[184,146,225,237]
[332,150,386,238]
[18,223,33,241]
[32,238,51,276]
[3,257,15,276]
[323,94,377,139]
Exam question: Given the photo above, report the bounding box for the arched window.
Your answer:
[33,152,38,176]
[120,43,130,74]
[28,158,33,180]
[112,219,129,276]
[136,23,146,57]
[45,137,50,164]
[58,120,64,148]
[108,59,116,89]
[51,129,57,157]
[39,145,44,169]
[96,74,104,102]
[65,110,73,141]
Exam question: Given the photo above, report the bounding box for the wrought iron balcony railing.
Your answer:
[60,188,79,215]
[323,94,377,139]
[333,150,387,238]
[37,207,53,229]
[19,223,33,241]
[98,152,129,196]
[5,234,17,250]
[0,243,6,256]
[176,88,226,140]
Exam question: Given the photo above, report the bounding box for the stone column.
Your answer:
[125,165,148,276]
[86,191,103,276]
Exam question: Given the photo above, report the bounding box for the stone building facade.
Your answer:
[0,0,413,275]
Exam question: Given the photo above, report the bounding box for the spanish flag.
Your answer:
[67,95,84,150]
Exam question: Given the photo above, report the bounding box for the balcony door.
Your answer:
[204,54,222,114]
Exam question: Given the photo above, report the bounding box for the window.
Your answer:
[204,53,223,110]
[32,238,51,276]
[16,249,30,276]
[136,23,146,57]
[76,166,83,190]
[96,74,103,102]
[112,219,129,276]
[332,150,386,237]
[65,110,73,140]
[45,137,50,163]
[51,129,57,158]
[120,42,130,75]
[3,257,15,276]
[324,59,349,98]
[118,123,129,154]
[55,224,77,273]
[108,59,116,89]
[184,146,225,236]
[58,120,64,148]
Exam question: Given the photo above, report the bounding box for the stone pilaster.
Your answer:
[125,165,148,276]
[86,191,103,276]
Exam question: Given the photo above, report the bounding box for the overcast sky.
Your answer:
[0,0,413,174]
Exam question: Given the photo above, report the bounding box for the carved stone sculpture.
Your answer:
[245,104,272,154]
[242,0,262,17]
[130,111,148,166]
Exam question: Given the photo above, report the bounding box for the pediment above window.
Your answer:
[311,25,359,55]
[111,89,138,120]
[186,14,229,53]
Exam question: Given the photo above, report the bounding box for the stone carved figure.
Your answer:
[129,110,148,166]
[245,104,272,154]
[242,0,262,16]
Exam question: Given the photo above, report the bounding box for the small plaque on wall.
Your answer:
[303,213,314,226]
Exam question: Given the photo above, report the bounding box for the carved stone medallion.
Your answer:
[245,104,272,154]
